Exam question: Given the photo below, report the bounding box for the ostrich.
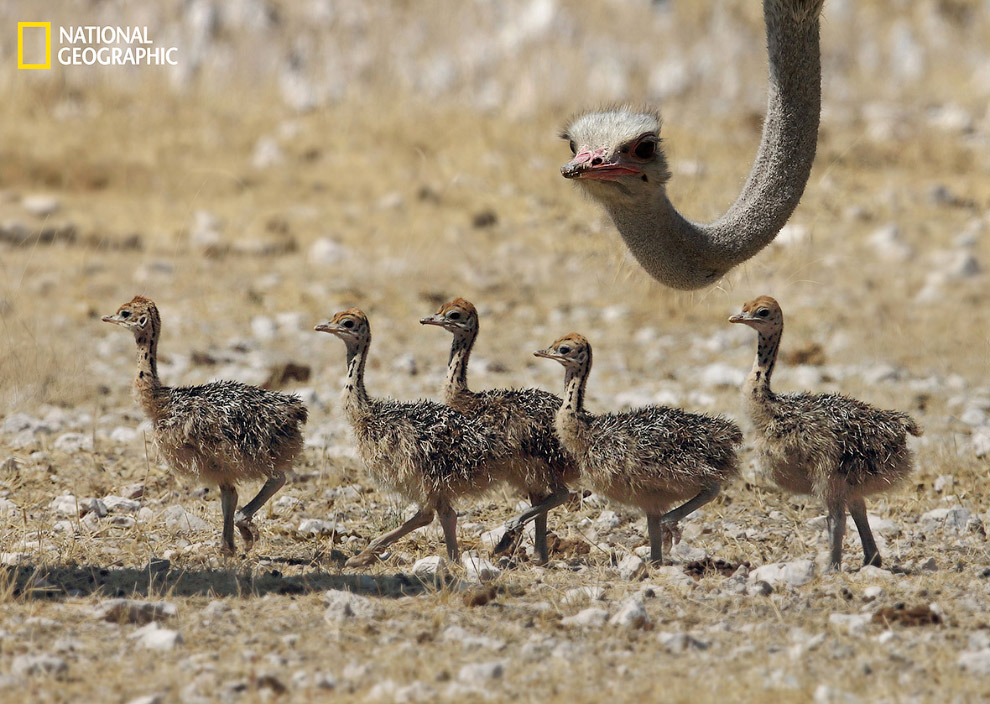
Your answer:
[536,333,741,564]
[560,0,824,289]
[102,296,308,555]
[729,296,922,569]
[420,298,579,564]
[315,309,508,567]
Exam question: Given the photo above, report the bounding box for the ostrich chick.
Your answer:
[420,298,579,564]
[536,334,741,564]
[102,296,307,555]
[316,309,507,567]
[730,296,922,569]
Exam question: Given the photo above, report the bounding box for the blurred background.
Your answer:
[0,0,987,440]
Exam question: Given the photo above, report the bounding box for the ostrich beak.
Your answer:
[728,313,746,324]
[561,149,642,181]
[420,314,444,327]
[533,348,559,360]
[314,322,335,334]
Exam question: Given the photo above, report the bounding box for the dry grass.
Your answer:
[1,0,990,702]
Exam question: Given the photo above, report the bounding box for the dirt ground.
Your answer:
[1,1,989,702]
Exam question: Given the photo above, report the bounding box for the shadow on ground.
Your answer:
[5,560,430,600]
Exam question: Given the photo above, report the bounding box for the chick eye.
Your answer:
[559,346,571,354]
[448,312,461,321]
[757,309,769,318]
[568,140,576,156]
[121,310,131,319]
[634,140,656,159]
[342,319,355,328]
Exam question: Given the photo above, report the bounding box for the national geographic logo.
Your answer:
[17,22,178,69]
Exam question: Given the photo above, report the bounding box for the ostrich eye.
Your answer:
[634,140,656,159]
[342,319,355,329]
[121,310,131,319]
[448,311,461,321]
[559,346,571,355]
[568,140,576,156]
[757,309,769,318]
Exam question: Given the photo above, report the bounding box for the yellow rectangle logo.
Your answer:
[18,22,52,69]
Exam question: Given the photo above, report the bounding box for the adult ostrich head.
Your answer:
[561,0,824,290]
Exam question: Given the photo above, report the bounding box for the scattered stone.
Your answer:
[308,237,348,265]
[163,505,211,533]
[609,598,650,629]
[959,649,990,675]
[22,194,60,217]
[203,600,231,618]
[828,613,873,636]
[120,483,145,500]
[125,695,164,704]
[656,631,710,652]
[920,556,938,571]
[594,510,621,530]
[0,497,19,514]
[54,432,93,453]
[748,580,773,597]
[79,497,108,518]
[296,518,338,537]
[920,506,971,532]
[412,555,448,580]
[252,137,284,169]
[867,224,912,262]
[323,589,380,623]
[11,654,68,678]
[440,625,505,650]
[863,586,885,601]
[48,494,78,516]
[813,684,860,704]
[461,552,500,582]
[699,363,746,388]
[561,607,609,628]
[749,560,816,588]
[562,586,605,605]
[102,495,141,513]
[129,623,183,651]
[616,554,646,580]
[684,558,745,580]
[457,660,505,682]
[109,426,139,444]
[93,599,178,624]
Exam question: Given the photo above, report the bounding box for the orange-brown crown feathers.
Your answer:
[314,308,369,337]
[535,333,591,365]
[728,295,784,328]
[102,295,160,333]
[420,298,478,331]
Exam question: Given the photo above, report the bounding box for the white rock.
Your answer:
[656,631,710,652]
[561,607,609,628]
[457,660,504,682]
[22,194,59,217]
[202,600,231,618]
[54,432,92,453]
[11,653,68,677]
[79,497,108,518]
[322,589,380,623]
[671,542,707,563]
[94,599,177,624]
[616,554,646,581]
[308,237,348,265]
[190,210,222,249]
[562,586,605,605]
[103,495,141,513]
[699,363,746,389]
[49,494,78,516]
[296,518,338,537]
[863,585,885,600]
[920,506,971,532]
[609,598,650,629]
[252,137,284,169]
[594,510,621,530]
[125,695,164,704]
[0,497,19,514]
[129,623,183,651]
[813,683,861,704]
[653,565,696,588]
[973,430,990,459]
[750,560,816,588]
[461,552,500,582]
[440,625,504,650]
[959,649,990,675]
[273,495,301,512]
[828,613,873,636]
[163,505,211,534]
[250,315,277,341]
[412,556,448,580]
[868,224,912,262]
[109,426,139,444]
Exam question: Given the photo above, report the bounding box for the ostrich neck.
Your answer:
[343,339,370,413]
[555,362,591,453]
[444,330,476,404]
[608,0,821,290]
[744,327,782,408]
[132,329,162,419]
